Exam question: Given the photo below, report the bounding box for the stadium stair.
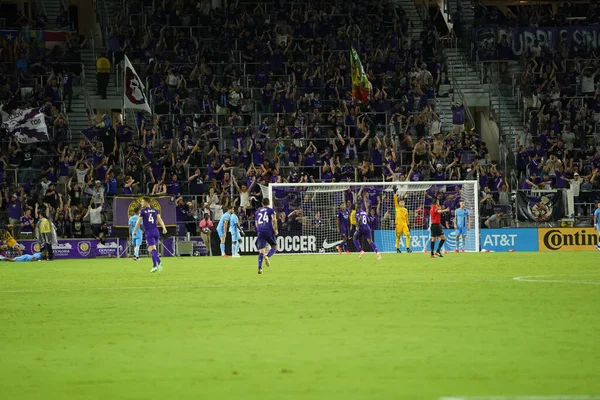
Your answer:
[395,0,425,44]
[42,0,64,30]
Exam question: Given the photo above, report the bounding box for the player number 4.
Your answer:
[149,214,155,223]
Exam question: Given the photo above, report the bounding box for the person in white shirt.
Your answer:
[570,172,581,200]
[581,67,597,95]
[429,113,441,137]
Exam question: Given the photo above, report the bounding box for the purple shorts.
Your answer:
[339,225,349,239]
[256,231,277,250]
[145,229,160,247]
[354,227,372,241]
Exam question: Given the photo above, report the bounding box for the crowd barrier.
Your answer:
[15,227,600,259]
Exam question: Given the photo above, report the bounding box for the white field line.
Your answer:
[0,279,508,294]
[514,275,600,285]
[440,396,600,400]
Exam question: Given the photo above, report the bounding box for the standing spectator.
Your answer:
[6,189,23,238]
[19,207,35,239]
[199,213,214,256]
[451,94,467,137]
[84,201,103,238]
[96,55,111,99]
[36,209,58,261]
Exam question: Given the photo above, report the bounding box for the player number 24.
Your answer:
[257,212,267,225]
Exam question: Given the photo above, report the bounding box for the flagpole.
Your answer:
[122,56,126,124]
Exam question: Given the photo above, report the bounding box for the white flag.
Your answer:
[123,55,151,114]
[1,106,50,143]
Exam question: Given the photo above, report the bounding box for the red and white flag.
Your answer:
[123,55,151,114]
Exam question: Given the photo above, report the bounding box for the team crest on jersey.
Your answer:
[78,241,91,257]
[127,197,162,218]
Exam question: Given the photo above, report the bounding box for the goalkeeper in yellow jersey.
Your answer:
[394,194,411,253]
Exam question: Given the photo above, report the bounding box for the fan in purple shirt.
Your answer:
[255,198,278,274]
[352,204,381,260]
[133,197,167,273]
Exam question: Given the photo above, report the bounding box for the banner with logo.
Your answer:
[374,229,476,253]
[0,106,50,143]
[480,228,538,252]
[20,239,125,258]
[516,190,565,222]
[538,227,599,252]
[471,26,600,61]
[123,55,151,114]
[238,232,318,255]
[112,196,177,237]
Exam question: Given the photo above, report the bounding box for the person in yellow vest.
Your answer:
[0,224,23,256]
[96,55,111,99]
[349,204,357,238]
[35,209,58,260]
[394,193,411,253]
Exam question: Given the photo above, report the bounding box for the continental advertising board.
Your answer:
[538,228,600,252]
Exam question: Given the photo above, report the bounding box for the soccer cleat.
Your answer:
[150,266,158,273]
[423,249,428,254]
[336,245,342,254]
[258,268,263,275]
[396,248,401,253]
[406,248,412,253]
[221,254,229,258]
[435,251,443,258]
[376,252,381,260]
[430,254,435,258]
[454,249,459,253]
[345,250,351,254]
[134,257,139,261]
[158,262,163,272]
[358,250,365,259]
[264,256,271,267]
[232,254,241,258]
[461,249,466,253]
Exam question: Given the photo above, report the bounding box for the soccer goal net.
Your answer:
[264,181,479,254]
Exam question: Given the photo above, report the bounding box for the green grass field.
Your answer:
[0,252,599,400]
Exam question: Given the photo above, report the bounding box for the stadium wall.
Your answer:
[16,227,599,258]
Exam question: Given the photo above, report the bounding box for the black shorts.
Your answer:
[431,224,444,237]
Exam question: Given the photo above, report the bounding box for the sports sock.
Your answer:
[258,253,264,269]
[151,249,161,265]
[430,241,435,255]
[220,242,226,255]
[267,247,277,258]
[370,242,378,253]
[232,242,239,256]
[150,250,157,267]
[405,233,410,249]
[456,237,460,251]
[437,239,445,252]
[395,236,400,249]
[353,240,362,251]
[134,245,140,258]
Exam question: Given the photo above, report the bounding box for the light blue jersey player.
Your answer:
[229,210,243,258]
[454,201,471,252]
[217,207,234,257]
[0,252,44,262]
[594,202,600,251]
[129,205,143,261]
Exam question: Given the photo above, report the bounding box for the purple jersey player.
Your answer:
[352,204,381,260]
[133,197,167,273]
[336,203,350,254]
[254,198,278,274]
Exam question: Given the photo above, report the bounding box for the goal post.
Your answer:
[264,180,479,254]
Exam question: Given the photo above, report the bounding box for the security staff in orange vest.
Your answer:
[96,55,111,99]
